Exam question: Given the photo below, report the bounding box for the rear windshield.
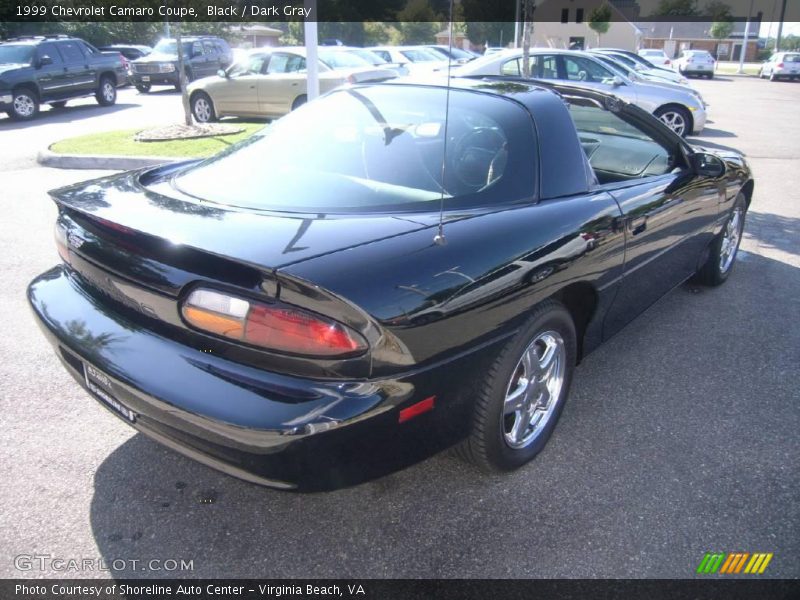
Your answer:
[784,54,800,63]
[173,85,536,213]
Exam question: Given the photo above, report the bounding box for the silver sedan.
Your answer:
[454,49,706,137]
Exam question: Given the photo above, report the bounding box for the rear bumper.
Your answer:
[28,266,491,490]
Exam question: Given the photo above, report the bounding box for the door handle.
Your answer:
[630,216,648,236]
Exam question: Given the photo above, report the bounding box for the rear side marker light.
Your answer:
[182,288,367,357]
[399,396,436,423]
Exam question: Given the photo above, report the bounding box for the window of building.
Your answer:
[561,8,569,23]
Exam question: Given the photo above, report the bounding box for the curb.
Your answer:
[37,148,181,170]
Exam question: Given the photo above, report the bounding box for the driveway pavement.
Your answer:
[0,77,797,579]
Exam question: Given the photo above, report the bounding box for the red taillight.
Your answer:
[182,288,367,357]
[777,62,784,69]
[245,304,364,356]
[665,59,671,65]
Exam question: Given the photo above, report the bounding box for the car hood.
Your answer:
[133,52,177,63]
[0,63,28,76]
[48,162,444,271]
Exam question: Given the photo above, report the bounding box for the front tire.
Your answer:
[456,300,576,471]
[191,92,216,123]
[694,193,747,286]
[96,76,116,106]
[655,105,691,138]
[135,83,151,93]
[8,87,39,121]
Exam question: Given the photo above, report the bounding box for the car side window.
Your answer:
[285,55,306,72]
[501,56,539,76]
[192,42,204,57]
[266,54,289,74]
[229,54,267,77]
[563,56,613,82]
[57,41,86,64]
[80,42,99,56]
[566,98,674,185]
[539,56,558,79]
[374,50,390,62]
[202,41,217,57]
[37,42,63,65]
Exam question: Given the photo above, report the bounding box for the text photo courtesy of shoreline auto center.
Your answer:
[0,0,798,597]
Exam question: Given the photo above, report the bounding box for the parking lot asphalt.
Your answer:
[0,76,797,579]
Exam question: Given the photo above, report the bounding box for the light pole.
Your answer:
[304,0,319,101]
[737,0,755,74]
[775,0,788,52]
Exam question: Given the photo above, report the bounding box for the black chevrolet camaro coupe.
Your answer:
[28,78,753,491]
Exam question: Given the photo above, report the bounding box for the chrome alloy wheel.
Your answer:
[193,96,212,122]
[102,81,115,103]
[502,331,566,449]
[13,93,35,117]
[719,207,743,274]
[658,111,687,136]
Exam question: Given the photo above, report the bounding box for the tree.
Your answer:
[704,0,732,21]
[588,3,612,46]
[173,23,192,127]
[709,21,734,41]
[396,0,442,44]
[654,0,697,16]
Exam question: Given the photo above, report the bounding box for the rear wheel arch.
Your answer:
[551,281,598,363]
[740,179,754,210]
[99,71,117,87]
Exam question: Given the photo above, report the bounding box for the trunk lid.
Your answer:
[51,162,439,297]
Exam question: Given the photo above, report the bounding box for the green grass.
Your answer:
[50,123,265,158]
[713,63,761,76]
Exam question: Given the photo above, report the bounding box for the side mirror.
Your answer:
[38,55,53,67]
[217,69,228,78]
[691,152,726,178]
[611,75,625,87]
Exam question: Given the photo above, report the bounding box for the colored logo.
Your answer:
[696,552,773,575]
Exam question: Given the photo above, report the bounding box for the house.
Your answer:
[637,20,762,61]
[528,0,642,51]
[231,24,283,49]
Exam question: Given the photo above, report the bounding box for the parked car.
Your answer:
[187,47,397,122]
[455,49,706,137]
[130,36,232,92]
[590,48,690,85]
[325,46,409,77]
[587,52,705,106]
[759,52,800,81]
[28,77,752,490]
[424,45,480,63]
[98,44,152,61]
[673,50,715,78]
[0,35,126,121]
[484,47,506,56]
[367,46,449,75]
[638,48,672,67]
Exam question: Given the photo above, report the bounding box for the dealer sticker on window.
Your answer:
[84,363,136,422]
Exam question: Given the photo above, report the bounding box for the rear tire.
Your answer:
[8,87,39,121]
[95,76,116,106]
[291,94,307,111]
[694,193,746,286]
[456,300,576,472]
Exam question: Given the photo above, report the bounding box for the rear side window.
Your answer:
[57,41,86,63]
[174,86,537,212]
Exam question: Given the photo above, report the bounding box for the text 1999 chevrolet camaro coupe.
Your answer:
[28,78,752,491]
